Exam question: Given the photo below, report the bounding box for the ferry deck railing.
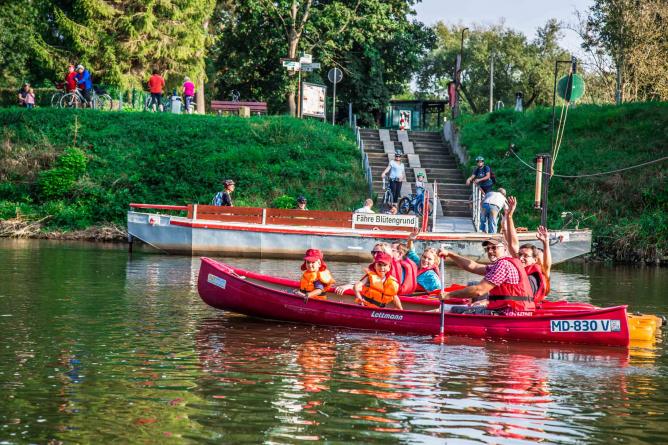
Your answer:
[129,203,417,232]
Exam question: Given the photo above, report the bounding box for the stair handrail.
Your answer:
[471,183,485,232]
[356,126,374,197]
[432,180,437,232]
[363,152,373,196]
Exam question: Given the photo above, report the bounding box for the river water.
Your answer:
[1,239,666,444]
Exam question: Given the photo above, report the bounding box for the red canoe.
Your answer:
[197,257,631,347]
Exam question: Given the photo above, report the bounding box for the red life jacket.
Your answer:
[487,257,535,312]
[524,263,548,305]
[389,259,401,284]
[397,258,417,295]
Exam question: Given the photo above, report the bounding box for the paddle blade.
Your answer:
[432,333,447,343]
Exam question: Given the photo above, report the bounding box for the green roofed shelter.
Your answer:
[384,100,449,130]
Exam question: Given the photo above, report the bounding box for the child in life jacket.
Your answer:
[415,171,426,197]
[407,247,442,292]
[405,229,442,293]
[354,252,403,310]
[294,249,335,300]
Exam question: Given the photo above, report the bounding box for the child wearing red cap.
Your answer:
[354,252,403,310]
[295,249,335,300]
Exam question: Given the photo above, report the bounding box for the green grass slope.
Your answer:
[456,102,668,263]
[0,108,368,231]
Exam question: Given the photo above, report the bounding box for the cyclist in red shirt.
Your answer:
[147,69,165,111]
[65,65,77,92]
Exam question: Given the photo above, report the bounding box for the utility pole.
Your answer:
[453,27,468,119]
[489,52,494,113]
[297,68,302,117]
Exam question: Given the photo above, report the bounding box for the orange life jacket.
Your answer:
[300,269,334,293]
[360,271,399,308]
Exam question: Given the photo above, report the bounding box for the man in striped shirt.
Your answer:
[439,238,534,315]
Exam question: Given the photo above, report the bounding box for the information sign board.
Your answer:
[282,61,301,70]
[301,82,326,119]
[352,213,418,228]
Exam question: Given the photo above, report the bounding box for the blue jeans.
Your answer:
[185,95,194,112]
[480,203,500,233]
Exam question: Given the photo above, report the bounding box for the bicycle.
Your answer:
[60,86,112,111]
[398,187,433,217]
[381,177,394,210]
[50,82,66,107]
[144,93,170,112]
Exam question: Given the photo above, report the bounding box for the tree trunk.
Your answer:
[615,61,623,105]
[197,78,205,114]
[524,91,538,108]
[286,31,299,116]
[197,19,209,114]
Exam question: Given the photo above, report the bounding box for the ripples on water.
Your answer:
[0,240,666,444]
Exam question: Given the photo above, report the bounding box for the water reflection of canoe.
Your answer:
[198,257,632,347]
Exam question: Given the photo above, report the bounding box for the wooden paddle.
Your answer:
[434,259,446,342]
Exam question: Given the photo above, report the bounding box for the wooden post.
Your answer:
[534,156,543,209]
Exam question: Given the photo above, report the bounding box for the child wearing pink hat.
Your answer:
[295,249,335,300]
[354,252,403,310]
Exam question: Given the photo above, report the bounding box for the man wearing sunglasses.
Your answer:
[438,238,534,315]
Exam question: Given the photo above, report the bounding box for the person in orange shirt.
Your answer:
[147,69,165,112]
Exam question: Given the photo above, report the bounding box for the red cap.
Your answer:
[301,249,327,271]
[373,252,393,265]
[303,249,322,262]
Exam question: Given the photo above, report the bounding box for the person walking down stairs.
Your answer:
[466,156,494,194]
[381,152,406,203]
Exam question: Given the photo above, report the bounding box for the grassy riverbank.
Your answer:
[456,102,668,263]
[0,108,368,237]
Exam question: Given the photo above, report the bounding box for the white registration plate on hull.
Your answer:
[550,319,621,333]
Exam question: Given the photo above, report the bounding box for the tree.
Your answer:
[0,1,56,85]
[0,0,215,98]
[54,0,215,90]
[210,0,433,118]
[416,21,569,113]
[339,19,434,125]
[582,0,668,103]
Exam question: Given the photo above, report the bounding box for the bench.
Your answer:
[210,100,268,116]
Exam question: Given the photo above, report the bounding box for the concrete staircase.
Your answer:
[359,129,474,230]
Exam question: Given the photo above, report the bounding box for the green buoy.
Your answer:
[557,73,585,102]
